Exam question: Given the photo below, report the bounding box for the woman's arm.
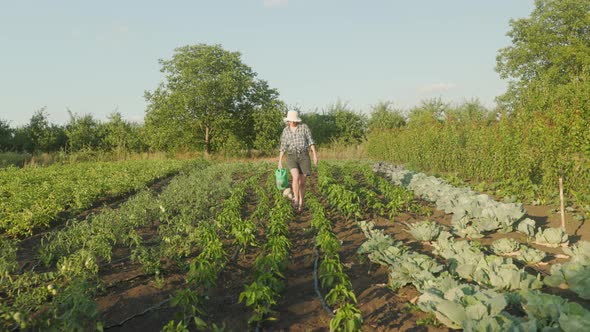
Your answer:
[278,150,285,169]
[279,128,286,168]
[310,144,318,166]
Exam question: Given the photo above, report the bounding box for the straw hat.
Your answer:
[284,110,302,123]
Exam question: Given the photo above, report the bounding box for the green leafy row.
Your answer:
[1,159,201,237]
[307,192,363,332]
[239,173,293,328]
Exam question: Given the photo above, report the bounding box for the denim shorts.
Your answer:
[286,150,312,176]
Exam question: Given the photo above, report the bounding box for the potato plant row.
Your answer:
[0,159,203,237]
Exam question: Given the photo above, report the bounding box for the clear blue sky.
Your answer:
[0,0,534,126]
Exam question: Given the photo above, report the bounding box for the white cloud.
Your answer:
[263,0,288,8]
[418,83,457,94]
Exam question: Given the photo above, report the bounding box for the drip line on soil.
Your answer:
[230,246,242,261]
[313,238,334,317]
[104,298,171,330]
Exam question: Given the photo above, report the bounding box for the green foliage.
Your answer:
[252,98,285,153]
[40,280,102,331]
[418,284,514,330]
[65,111,103,152]
[331,102,367,145]
[407,98,447,127]
[1,159,195,237]
[0,236,17,275]
[0,152,31,168]
[534,227,569,247]
[367,86,590,209]
[162,320,190,332]
[407,220,443,242]
[329,303,363,332]
[144,44,282,154]
[367,101,406,133]
[545,241,590,299]
[302,101,367,146]
[491,238,520,255]
[101,112,146,152]
[520,290,590,331]
[496,0,590,109]
[0,119,12,151]
[300,111,339,146]
[13,108,68,153]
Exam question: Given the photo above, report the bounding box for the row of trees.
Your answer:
[4,43,468,155]
[1,96,495,156]
[0,110,145,154]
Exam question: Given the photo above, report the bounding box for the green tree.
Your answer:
[300,110,338,146]
[144,44,281,154]
[101,112,145,152]
[251,89,285,153]
[0,119,13,151]
[331,102,367,145]
[496,0,590,108]
[445,99,494,124]
[144,88,200,152]
[367,101,406,133]
[407,98,448,127]
[12,127,30,152]
[22,108,66,153]
[65,111,103,151]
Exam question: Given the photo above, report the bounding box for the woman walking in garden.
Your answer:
[278,110,318,212]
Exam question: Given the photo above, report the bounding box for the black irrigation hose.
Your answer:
[104,298,172,330]
[29,260,42,273]
[230,246,242,261]
[313,238,334,317]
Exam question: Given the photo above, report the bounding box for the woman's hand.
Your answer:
[312,154,318,166]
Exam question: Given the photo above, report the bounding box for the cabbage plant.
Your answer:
[406,220,443,242]
[534,227,569,247]
[491,238,520,255]
[521,290,590,331]
[544,241,590,298]
[417,284,524,330]
[516,218,536,237]
[517,246,546,265]
[374,162,526,235]
[387,252,443,291]
[472,255,543,291]
[562,241,590,264]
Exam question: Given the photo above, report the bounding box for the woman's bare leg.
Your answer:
[298,174,307,210]
[290,168,300,206]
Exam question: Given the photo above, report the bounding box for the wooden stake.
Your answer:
[559,175,566,230]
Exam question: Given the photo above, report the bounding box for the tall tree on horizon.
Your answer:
[496,0,590,110]
[144,44,282,154]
